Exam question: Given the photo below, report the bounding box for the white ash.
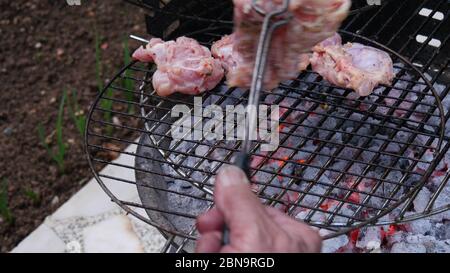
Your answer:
[405,217,433,235]
[356,226,382,251]
[296,209,326,223]
[429,184,450,222]
[320,229,349,253]
[327,203,356,224]
[299,184,328,207]
[391,241,427,253]
[401,234,450,253]
[152,68,450,253]
[416,149,435,170]
[413,187,432,213]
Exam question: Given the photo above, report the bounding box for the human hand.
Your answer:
[196,165,322,253]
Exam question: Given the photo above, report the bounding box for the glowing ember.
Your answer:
[350,229,360,245]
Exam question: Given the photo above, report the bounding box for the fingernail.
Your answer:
[218,165,249,187]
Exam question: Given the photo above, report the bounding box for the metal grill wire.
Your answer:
[123,0,391,20]
[86,0,450,252]
[341,0,450,223]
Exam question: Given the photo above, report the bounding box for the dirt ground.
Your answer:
[0,0,149,252]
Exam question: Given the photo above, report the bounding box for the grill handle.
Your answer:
[234,152,251,178]
[221,152,251,246]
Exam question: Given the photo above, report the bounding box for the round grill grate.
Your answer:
[85,30,446,252]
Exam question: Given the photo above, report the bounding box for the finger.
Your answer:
[195,231,223,253]
[265,206,294,223]
[265,207,322,252]
[197,208,225,234]
[214,165,267,232]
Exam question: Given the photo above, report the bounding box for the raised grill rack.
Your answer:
[86,0,450,252]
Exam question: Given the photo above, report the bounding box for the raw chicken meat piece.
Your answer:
[298,33,343,72]
[211,34,242,84]
[298,53,311,72]
[313,32,343,50]
[310,42,394,96]
[230,0,351,89]
[212,32,343,84]
[132,37,224,96]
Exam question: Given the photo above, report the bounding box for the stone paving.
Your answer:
[12,144,166,253]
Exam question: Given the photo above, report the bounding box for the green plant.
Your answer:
[67,89,86,138]
[122,38,135,113]
[95,28,114,135]
[95,29,103,93]
[0,178,13,224]
[23,187,40,204]
[38,90,67,173]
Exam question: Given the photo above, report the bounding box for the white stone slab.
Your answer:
[83,215,144,253]
[12,143,166,253]
[11,224,66,253]
[52,144,138,220]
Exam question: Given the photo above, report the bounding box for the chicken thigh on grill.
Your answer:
[310,41,395,96]
[132,37,224,97]
[228,0,351,89]
[212,32,344,86]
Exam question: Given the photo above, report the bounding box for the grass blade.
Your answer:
[68,89,86,138]
[55,90,67,172]
[38,123,53,157]
[95,28,103,93]
[23,187,40,204]
[95,29,113,134]
[123,38,134,113]
[0,178,13,224]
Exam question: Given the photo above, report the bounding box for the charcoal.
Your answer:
[195,144,210,157]
[144,66,450,254]
[300,167,320,181]
[323,116,337,128]
[342,120,356,131]
[416,150,434,170]
[413,187,432,213]
[295,210,309,221]
[405,217,433,235]
[367,195,384,209]
[405,234,450,253]
[386,171,403,183]
[327,203,354,224]
[180,183,193,190]
[301,185,327,206]
[360,150,377,163]
[393,130,412,142]
[325,161,348,181]
[263,184,283,198]
[310,154,331,168]
[295,209,325,223]
[343,129,360,146]
[356,227,382,250]
[320,229,349,253]
[348,163,364,176]
[443,97,450,116]
[432,222,450,240]
[404,174,423,188]
[444,223,450,240]
[310,211,326,223]
[385,142,401,153]
[432,81,446,96]
[398,158,410,170]
[387,231,406,246]
[430,184,450,222]
[391,242,427,253]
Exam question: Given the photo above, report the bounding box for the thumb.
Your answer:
[214,165,266,233]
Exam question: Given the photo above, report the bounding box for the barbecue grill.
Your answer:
[85,0,450,253]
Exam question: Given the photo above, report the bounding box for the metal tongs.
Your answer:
[223,0,292,245]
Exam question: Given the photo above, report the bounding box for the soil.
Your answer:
[0,0,149,252]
